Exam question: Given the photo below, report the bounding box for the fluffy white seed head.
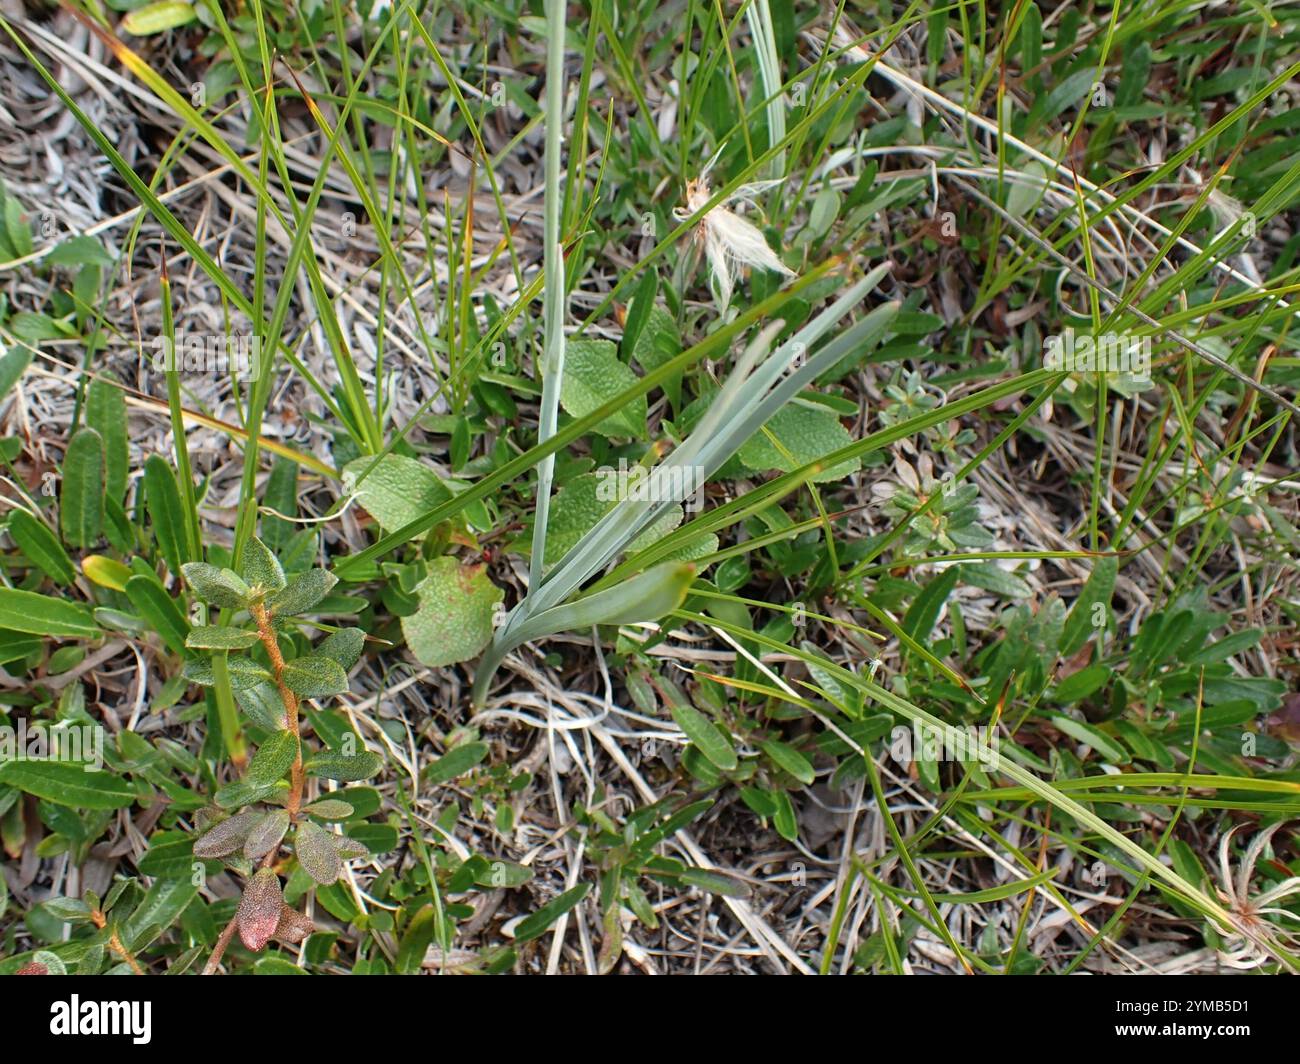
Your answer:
[676,175,796,308]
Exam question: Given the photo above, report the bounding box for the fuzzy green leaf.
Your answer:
[268,568,336,617]
[238,537,286,594]
[304,750,383,782]
[301,798,354,820]
[246,730,299,787]
[181,563,251,609]
[401,557,503,668]
[314,627,365,670]
[281,654,349,698]
[60,427,104,548]
[185,625,260,651]
[736,404,859,482]
[343,454,452,532]
[293,820,341,885]
[192,808,261,858]
[560,340,647,438]
[213,778,282,810]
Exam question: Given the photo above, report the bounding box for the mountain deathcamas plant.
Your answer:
[472,263,900,705]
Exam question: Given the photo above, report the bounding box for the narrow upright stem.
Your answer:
[526,0,569,590]
[203,600,305,974]
[250,599,305,813]
[90,908,146,975]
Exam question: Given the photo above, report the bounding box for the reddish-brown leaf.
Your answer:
[236,869,283,951]
[273,905,316,945]
[193,807,261,858]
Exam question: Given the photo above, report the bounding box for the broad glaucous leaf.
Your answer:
[540,473,683,568]
[506,561,696,648]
